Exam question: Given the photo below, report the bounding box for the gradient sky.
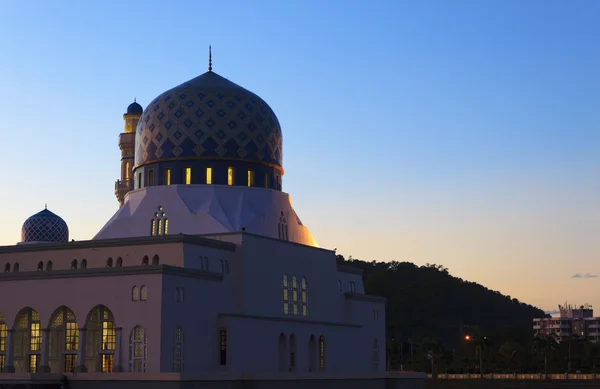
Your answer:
[0,0,598,314]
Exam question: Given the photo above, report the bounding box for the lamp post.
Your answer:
[465,334,485,377]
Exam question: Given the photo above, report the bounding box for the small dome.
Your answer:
[21,208,69,243]
[127,101,143,115]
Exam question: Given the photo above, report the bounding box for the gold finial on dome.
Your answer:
[209,45,212,71]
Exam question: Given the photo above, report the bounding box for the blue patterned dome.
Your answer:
[135,71,283,168]
[127,101,143,115]
[21,208,69,243]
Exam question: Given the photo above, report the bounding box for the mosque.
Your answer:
[0,52,393,384]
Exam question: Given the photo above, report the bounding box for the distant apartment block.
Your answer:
[533,303,600,342]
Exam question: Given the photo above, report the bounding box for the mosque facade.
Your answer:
[0,59,388,379]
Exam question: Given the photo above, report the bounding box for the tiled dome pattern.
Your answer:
[21,209,69,243]
[135,71,283,167]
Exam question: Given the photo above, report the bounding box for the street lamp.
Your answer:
[465,334,485,376]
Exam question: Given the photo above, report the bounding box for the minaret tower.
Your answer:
[115,100,143,207]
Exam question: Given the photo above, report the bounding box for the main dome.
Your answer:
[21,208,69,244]
[135,71,283,168]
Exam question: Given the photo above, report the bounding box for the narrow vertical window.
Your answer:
[373,339,379,371]
[292,276,299,315]
[185,167,192,184]
[174,326,184,372]
[219,329,227,366]
[45,261,52,271]
[158,219,163,235]
[81,259,87,269]
[125,162,130,180]
[71,259,78,270]
[37,261,43,271]
[132,286,140,301]
[138,172,142,189]
[140,285,147,301]
[265,173,269,188]
[247,169,254,187]
[147,169,154,186]
[106,257,113,267]
[206,167,212,184]
[227,167,234,185]
[151,219,156,236]
[130,326,147,372]
[319,336,325,371]
[282,275,289,314]
[301,277,309,316]
[4,263,9,272]
[164,219,169,234]
[116,257,123,267]
[164,168,171,185]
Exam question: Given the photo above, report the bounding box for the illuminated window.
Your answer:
[83,306,115,372]
[158,219,163,235]
[30,323,42,351]
[102,354,114,373]
[247,169,254,186]
[282,274,289,314]
[48,307,78,373]
[151,206,169,236]
[265,173,269,188]
[227,167,234,185]
[151,220,156,236]
[125,162,130,180]
[64,354,77,373]
[102,320,116,351]
[301,277,309,316]
[138,173,142,189]
[174,326,184,372]
[0,355,4,372]
[130,326,147,372]
[147,170,154,186]
[219,329,227,366]
[206,167,212,184]
[0,320,7,352]
[319,336,325,371]
[292,276,299,315]
[184,167,192,184]
[29,354,39,373]
[37,261,43,271]
[164,168,171,185]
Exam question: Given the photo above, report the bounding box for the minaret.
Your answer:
[115,99,143,207]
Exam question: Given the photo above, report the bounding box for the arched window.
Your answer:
[71,259,78,270]
[116,257,123,267]
[291,276,299,315]
[318,335,325,372]
[4,263,10,272]
[282,275,289,314]
[84,305,116,372]
[45,261,52,271]
[278,211,288,241]
[140,285,147,301]
[132,286,140,301]
[37,261,43,271]
[142,256,149,266]
[301,277,309,316]
[0,313,7,370]
[278,333,286,372]
[174,326,184,372]
[13,263,19,272]
[152,255,159,265]
[107,257,113,267]
[48,306,78,373]
[309,335,316,372]
[129,326,147,372]
[175,287,185,302]
[13,308,41,372]
[81,259,87,269]
[373,339,379,371]
[151,206,169,236]
[288,334,296,372]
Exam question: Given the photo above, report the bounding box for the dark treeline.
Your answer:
[338,255,600,373]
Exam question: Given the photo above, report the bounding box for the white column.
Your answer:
[113,327,123,372]
[4,329,14,372]
[39,329,51,372]
[75,328,87,372]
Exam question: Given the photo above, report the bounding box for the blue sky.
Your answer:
[0,0,598,312]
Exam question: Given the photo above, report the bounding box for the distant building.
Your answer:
[533,303,600,342]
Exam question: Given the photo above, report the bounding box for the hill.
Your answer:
[338,255,547,350]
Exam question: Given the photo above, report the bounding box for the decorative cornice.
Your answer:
[0,234,236,254]
[218,312,361,328]
[345,292,386,304]
[0,264,224,282]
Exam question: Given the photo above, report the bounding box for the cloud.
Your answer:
[571,273,598,278]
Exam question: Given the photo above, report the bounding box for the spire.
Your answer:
[208,45,212,72]
[134,97,136,103]
[45,203,47,210]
